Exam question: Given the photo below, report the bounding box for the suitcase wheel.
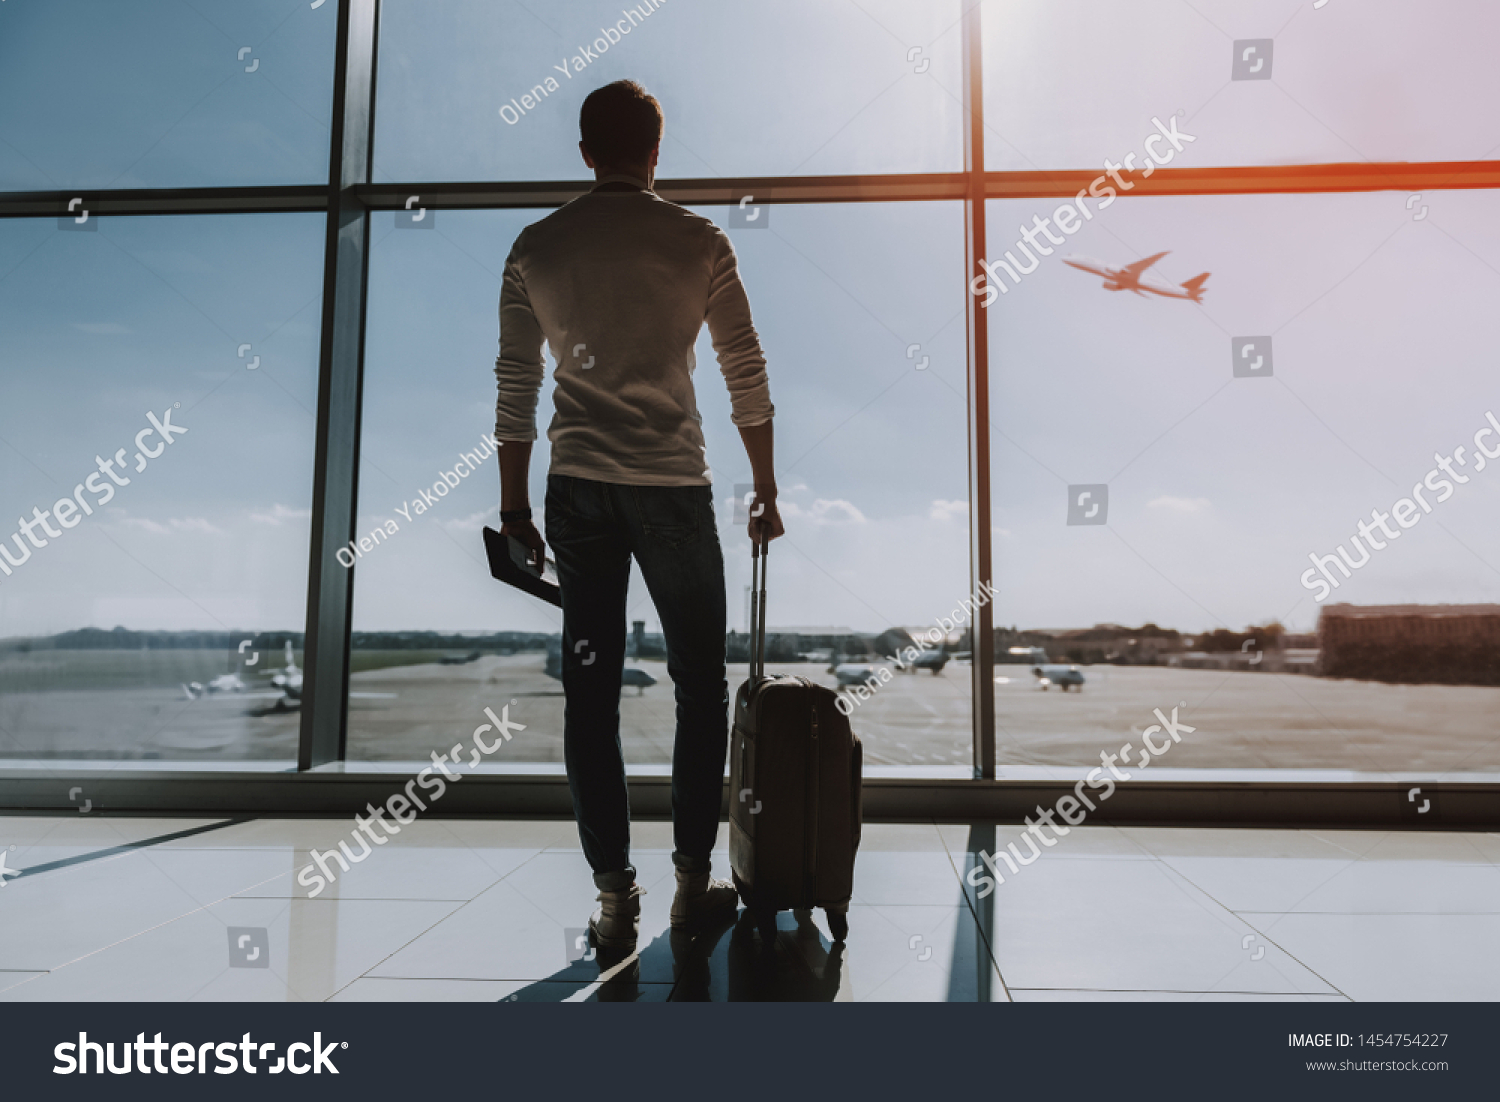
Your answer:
[826,909,849,942]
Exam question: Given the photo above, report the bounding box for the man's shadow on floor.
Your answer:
[501,909,846,1002]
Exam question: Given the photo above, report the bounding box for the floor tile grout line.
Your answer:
[1158,858,1353,1000]
[11,865,294,990]
[321,896,476,1003]
[323,845,567,1002]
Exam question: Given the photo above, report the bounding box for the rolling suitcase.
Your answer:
[729,534,863,944]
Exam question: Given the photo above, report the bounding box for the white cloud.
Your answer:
[1147,495,1211,513]
[120,516,224,535]
[250,504,312,526]
[930,499,968,522]
[780,498,866,524]
[442,508,491,533]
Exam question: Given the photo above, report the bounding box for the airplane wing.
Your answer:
[1120,251,1169,278]
[1063,257,1110,277]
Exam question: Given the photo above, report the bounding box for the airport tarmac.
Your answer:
[4,652,1500,775]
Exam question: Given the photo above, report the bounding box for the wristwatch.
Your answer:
[500,508,533,524]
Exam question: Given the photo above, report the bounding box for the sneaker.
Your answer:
[670,868,740,928]
[589,884,644,950]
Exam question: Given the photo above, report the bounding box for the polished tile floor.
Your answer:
[2,815,1496,1001]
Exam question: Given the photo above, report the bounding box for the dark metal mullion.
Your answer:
[6,157,1498,221]
[962,3,996,781]
[298,0,379,771]
[0,185,327,218]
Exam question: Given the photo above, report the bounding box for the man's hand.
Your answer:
[747,489,784,545]
[736,421,783,545]
[501,518,546,572]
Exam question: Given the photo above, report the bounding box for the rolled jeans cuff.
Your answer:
[672,851,712,876]
[593,865,637,892]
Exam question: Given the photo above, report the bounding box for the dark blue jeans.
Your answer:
[544,474,729,891]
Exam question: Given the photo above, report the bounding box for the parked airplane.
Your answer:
[909,648,949,674]
[543,640,658,695]
[1063,251,1209,302]
[1007,646,1087,691]
[183,642,394,711]
[263,641,304,706]
[1033,663,1086,691]
[833,663,875,687]
[181,672,248,700]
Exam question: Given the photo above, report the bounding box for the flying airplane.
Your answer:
[1063,251,1209,302]
[544,640,658,695]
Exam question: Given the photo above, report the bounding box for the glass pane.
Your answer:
[349,200,973,772]
[373,0,962,183]
[0,0,335,190]
[0,213,324,764]
[984,188,1500,777]
[983,0,1500,171]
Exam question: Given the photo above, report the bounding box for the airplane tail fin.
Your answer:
[1181,272,1210,302]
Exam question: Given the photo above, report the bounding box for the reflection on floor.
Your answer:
[1,816,1496,1002]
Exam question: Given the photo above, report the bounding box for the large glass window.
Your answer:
[372,0,964,183]
[0,213,325,763]
[986,188,1500,775]
[981,0,1500,171]
[2,0,1494,793]
[348,201,973,770]
[0,0,336,190]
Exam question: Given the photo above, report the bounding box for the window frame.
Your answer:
[1,0,1497,823]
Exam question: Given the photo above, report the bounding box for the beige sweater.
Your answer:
[494,181,773,486]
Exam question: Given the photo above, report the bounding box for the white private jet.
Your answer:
[1063,251,1209,303]
[181,672,249,700]
[183,642,394,711]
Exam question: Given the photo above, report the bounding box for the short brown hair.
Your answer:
[579,80,663,166]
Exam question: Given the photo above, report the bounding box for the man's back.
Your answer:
[495,185,771,487]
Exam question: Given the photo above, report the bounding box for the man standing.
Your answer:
[493,80,784,950]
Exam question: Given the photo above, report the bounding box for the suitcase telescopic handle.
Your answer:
[750,532,768,681]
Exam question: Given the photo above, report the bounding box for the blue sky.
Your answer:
[2,0,1499,641]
